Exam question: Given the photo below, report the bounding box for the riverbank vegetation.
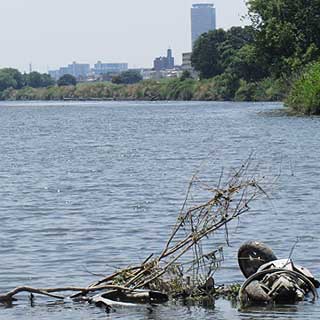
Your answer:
[0,77,288,102]
[191,0,320,113]
[285,62,320,115]
[1,0,320,114]
[0,68,54,91]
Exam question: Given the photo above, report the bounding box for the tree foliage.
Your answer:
[228,44,268,82]
[246,0,320,75]
[0,73,17,92]
[57,74,77,86]
[191,26,256,79]
[0,68,55,94]
[25,72,55,88]
[0,68,24,91]
[191,29,227,79]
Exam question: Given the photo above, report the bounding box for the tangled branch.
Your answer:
[0,157,268,308]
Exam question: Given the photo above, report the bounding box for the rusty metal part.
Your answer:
[239,268,318,305]
[258,259,320,288]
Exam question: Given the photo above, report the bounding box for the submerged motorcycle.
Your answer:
[238,241,319,305]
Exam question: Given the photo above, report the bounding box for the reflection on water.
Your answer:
[0,101,319,319]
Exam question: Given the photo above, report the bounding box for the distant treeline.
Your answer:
[1,0,320,114]
[0,69,55,91]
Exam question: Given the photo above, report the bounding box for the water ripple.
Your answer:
[0,101,320,319]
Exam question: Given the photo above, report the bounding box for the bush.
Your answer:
[159,79,195,100]
[235,78,288,102]
[209,73,240,101]
[254,78,287,101]
[234,80,257,101]
[285,62,320,114]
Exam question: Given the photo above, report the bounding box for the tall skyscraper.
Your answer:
[191,3,216,47]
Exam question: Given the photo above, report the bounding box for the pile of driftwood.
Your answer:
[0,158,267,311]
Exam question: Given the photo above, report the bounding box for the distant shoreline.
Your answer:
[0,78,285,103]
[0,97,283,103]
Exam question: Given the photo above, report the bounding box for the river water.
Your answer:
[0,101,319,320]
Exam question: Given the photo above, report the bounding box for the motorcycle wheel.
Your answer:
[238,241,277,278]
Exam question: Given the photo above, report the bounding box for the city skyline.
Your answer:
[0,0,249,73]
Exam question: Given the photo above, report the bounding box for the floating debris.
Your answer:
[238,241,319,306]
[2,158,301,314]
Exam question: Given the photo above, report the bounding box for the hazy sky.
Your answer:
[0,0,248,72]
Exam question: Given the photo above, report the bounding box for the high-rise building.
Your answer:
[191,3,216,47]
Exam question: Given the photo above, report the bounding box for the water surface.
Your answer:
[0,101,319,319]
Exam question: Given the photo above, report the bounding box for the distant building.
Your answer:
[142,68,183,80]
[93,61,128,75]
[49,61,129,81]
[153,49,175,71]
[182,52,198,78]
[68,61,90,78]
[182,52,192,71]
[191,3,216,47]
[49,61,90,80]
[48,70,60,80]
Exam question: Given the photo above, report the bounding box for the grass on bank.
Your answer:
[285,61,320,115]
[0,75,287,102]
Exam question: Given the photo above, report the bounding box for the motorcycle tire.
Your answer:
[238,241,277,278]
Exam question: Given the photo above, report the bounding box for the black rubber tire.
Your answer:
[238,241,277,278]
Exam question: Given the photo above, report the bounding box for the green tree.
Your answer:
[26,72,42,88]
[57,74,77,86]
[25,72,55,88]
[191,27,254,79]
[40,74,55,87]
[228,44,268,82]
[220,26,254,70]
[247,0,320,75]
[191,29,227,79]
[0,68,24,90]
[0,73,17,92]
